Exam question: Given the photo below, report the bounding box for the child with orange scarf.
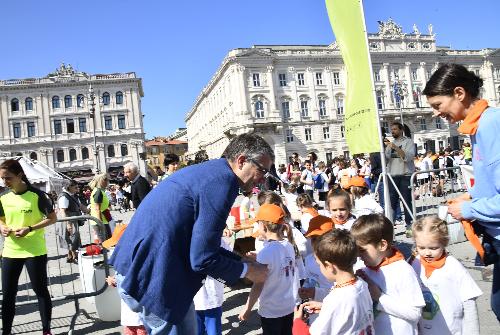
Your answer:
[351,214,425,335]
[410,215,481,335]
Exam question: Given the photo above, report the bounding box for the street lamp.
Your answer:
[88,84,100,174]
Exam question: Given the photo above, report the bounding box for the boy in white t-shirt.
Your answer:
[300,160,315,200]
[193,235,233,335]
[293,229,374,335]
[351,214,425,335]
[239,204,297,335]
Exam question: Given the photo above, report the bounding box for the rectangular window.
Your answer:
[13,122,21,138]
[305,128,312,141]
[336,98,344,115]
[340,125,345,138]
[319,99,327,117]
[54,120,62,135]
[252,73,260,87]
[104,116,113,130]
[419,118,427,131]
[373,69,381,81]
[411,69,418,81]
[66,119,75,133]
[393,69,399,80]
[118,115,126,129]
[315,72,323,85]
[495,68,500,79]
[426,69,432,79]
[326,152,333,163]
[376,91,384,110]
[435,118,442,129]
[297,73,305,86]
[333,72,340,85]
[79,118,87,132]
[281,101,290,119]
[323,126,330,140]
[286,129,294,142]
[382,121,389,135]
[300,100,308,117]
[279,73,287,87]
[27,121,35,137]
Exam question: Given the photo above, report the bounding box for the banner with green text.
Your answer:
[325,0,379,154]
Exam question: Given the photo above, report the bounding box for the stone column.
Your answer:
[382,63,393,108]
[481,60,496,103]
[266,65,279,117]
[405,62,415,107]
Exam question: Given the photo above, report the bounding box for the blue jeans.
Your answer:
[116,273,197,335]
[491,238,500,321]
[196,307,222,335]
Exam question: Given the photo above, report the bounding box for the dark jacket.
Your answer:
[110,159,244,323]
[130,175,151,209]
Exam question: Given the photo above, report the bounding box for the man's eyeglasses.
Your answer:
[249,159,269,176]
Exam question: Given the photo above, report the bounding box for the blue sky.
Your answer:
[2,0,499,138]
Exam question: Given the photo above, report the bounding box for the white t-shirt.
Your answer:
[58,195,70,209]
[300,212,315,235]
[283,191,300,220]
[193,238,232,311]
[301,169,314,191]
[333,217,357,231]
[309,279,374,335]
[353,194,383,217]
[121,299,143,326]
[420,157,433,179]
[362,259,425,335]
[411,255,482,335]
[257,240,296,318]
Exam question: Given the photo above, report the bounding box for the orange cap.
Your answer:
[254,204,286,225]
[348,176,367,188]
[305,215,333,237]
[102,224,127,249]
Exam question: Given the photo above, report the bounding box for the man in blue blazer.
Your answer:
[110,133,272,334]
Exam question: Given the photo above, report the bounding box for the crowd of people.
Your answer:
[0,63,498,335]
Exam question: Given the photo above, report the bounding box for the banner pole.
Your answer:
[358,0,392,220]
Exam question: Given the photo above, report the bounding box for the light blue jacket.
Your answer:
[461,106,500,239]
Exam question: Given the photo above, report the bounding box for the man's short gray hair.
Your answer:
[124,162,139,173]
[223,133,275,162]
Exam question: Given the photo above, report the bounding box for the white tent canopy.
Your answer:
[0,157,69,194]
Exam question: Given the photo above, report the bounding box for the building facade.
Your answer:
[145,138,189,169]
[0,64,147,179]
[185,19,500,165]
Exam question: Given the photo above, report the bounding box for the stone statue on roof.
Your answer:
[377,18,404,38]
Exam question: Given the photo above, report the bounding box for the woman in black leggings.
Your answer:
[0,159,57,335]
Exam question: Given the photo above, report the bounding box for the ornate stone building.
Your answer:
[185,19,500,164]
[0,64,147,179]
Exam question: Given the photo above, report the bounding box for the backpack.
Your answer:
[313,173,325,190]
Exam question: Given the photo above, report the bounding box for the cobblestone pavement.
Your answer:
[1,195,498,334]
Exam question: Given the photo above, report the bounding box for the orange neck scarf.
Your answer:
[303,207,319,218]
[332,216,348,226]
[420,253,447,278]
[457,99,489,135]
[367,248,405,271]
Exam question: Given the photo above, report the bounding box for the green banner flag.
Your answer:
[325,0,380,154]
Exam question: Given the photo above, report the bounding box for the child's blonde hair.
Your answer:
[412,215,450,247]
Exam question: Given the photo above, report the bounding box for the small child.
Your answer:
[296,193,318,235]
[299,215,335,316]
[239,204,297,335]
[351,214,425,335]
[348,176,383,217]
[315,162,331,203]
[411,216,482,335]
[193,231,233,335]
[283,183,301,222]
[326,189,356,230]
[293,229,374,335]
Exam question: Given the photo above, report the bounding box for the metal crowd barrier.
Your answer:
[410,166,467,221]
[0,215,114,335]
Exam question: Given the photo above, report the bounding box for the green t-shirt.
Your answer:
[0,186,54,258]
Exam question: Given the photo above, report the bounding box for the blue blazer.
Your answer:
[110,159,243,323]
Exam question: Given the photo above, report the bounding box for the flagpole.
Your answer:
[359,0,392,220]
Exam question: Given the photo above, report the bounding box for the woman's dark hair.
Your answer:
[0,159,30,185]
[423,63,483,98]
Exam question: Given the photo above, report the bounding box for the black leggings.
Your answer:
[1,254,52,334]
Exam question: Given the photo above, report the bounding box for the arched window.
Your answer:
[56,150,64,162]
[69,148,77,161]
[52,96,60,109]
[81,147,89,160]
[64,95,72,108]
[102,92,110,105]
[107,145,115,157]
[25,97,33,111]
[77,94,84,107]
[255,101,264,118]
[116,91,123,105]
[336,95,344,115]
[11,98,19,112]
[30,152,38,160]
[121,144,128,156]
